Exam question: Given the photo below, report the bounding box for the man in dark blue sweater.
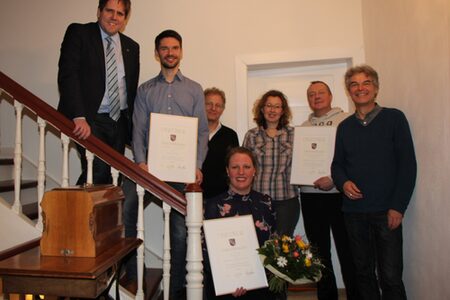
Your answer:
[331,65,416,300]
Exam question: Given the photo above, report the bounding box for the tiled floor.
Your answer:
[288,289,347,299]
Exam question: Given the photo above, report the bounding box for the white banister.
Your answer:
[61,133,69,187]
[111,167,119,186]
[185,188,203,300]
[162,202,172,300]
[12,100,23,214]
[136,184,145,300]
[2,82,204,300]
[36,117,46,231]
[86,150,94,185]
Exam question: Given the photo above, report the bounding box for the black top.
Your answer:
[202,125,239,199]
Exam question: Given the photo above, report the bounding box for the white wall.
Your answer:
[362,0,450,298]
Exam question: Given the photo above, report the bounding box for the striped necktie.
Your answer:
[106,36,120,121]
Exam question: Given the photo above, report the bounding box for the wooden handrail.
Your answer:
[0,71,186,214]
[0,238,40,261]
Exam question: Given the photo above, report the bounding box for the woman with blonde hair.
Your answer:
[204,146,276,299]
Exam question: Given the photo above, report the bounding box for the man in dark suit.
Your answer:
[57,0,139,185]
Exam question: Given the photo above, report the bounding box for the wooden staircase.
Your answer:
[0,154,164,299]
[120,268,163,300]
[0,156,39,220]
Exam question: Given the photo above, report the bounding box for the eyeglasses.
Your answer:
[349,80,374,89]
[205,102,224,109]
[264,104,282,110]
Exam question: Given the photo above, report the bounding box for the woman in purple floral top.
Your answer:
[204,147,276,300]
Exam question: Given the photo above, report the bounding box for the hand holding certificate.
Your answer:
[147,113,198,183]
[290,126,337,185]
[203,215,268,296]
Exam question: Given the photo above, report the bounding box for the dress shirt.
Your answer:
[98,27,127,113]
[209,122,222,140]
[132,71,209,169]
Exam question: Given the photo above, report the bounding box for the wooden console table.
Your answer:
[0,238,142,298]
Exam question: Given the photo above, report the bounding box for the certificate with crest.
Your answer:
[147,113,198,183]
[203,215,268,296]
[290,126,337,185]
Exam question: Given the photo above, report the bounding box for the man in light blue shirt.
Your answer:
[123,29,208,299]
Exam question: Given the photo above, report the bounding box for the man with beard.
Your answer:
[122,29,208,299]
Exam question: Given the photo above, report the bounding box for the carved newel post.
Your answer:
[185,183,203,300]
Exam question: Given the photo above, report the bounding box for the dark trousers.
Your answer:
[300,192,359,300]
[344,212,406,300]
[271,196,300,236]
[75,112,127,185]
[122,178,187,299]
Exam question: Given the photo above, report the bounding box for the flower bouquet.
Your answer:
[258,234,323,293]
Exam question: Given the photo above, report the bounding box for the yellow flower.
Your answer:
[296,239,308,250]
[282,243,289,253]
[281,235,290,242]
[305,258,312,267]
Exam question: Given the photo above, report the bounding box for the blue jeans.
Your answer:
[344,212,407,300]
[122,178,186,299]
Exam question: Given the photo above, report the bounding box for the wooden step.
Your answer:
[22,202,39,220]
[0,179,38,193]
[120,268,163,300]
[0,158,13,165]
[0,179,39,220]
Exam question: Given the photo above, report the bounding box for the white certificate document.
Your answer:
[147,113,198,183]
[203,215,268,296]
[291,126,337,185]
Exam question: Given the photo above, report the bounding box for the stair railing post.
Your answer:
[162,201,171,300]
[86,150,94,185]
[136,184,145,300]
[111,167,119,186]
[36,117,46,230]
[185,183,203,300]
[12,100,23,214]
[61,133,69,187]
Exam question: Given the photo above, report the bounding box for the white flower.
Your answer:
[276,256,288,268]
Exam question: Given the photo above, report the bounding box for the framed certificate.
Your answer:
[290,126,337,185]
[203,215,268,296]
[147,113,198,183]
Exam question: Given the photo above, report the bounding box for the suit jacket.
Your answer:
[57,22,140,136]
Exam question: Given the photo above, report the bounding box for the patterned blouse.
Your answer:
[243,126,297,202]
[204,189,275,246]
[203,189,277,299]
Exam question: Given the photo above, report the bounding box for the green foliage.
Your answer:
[258,234,324,292]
